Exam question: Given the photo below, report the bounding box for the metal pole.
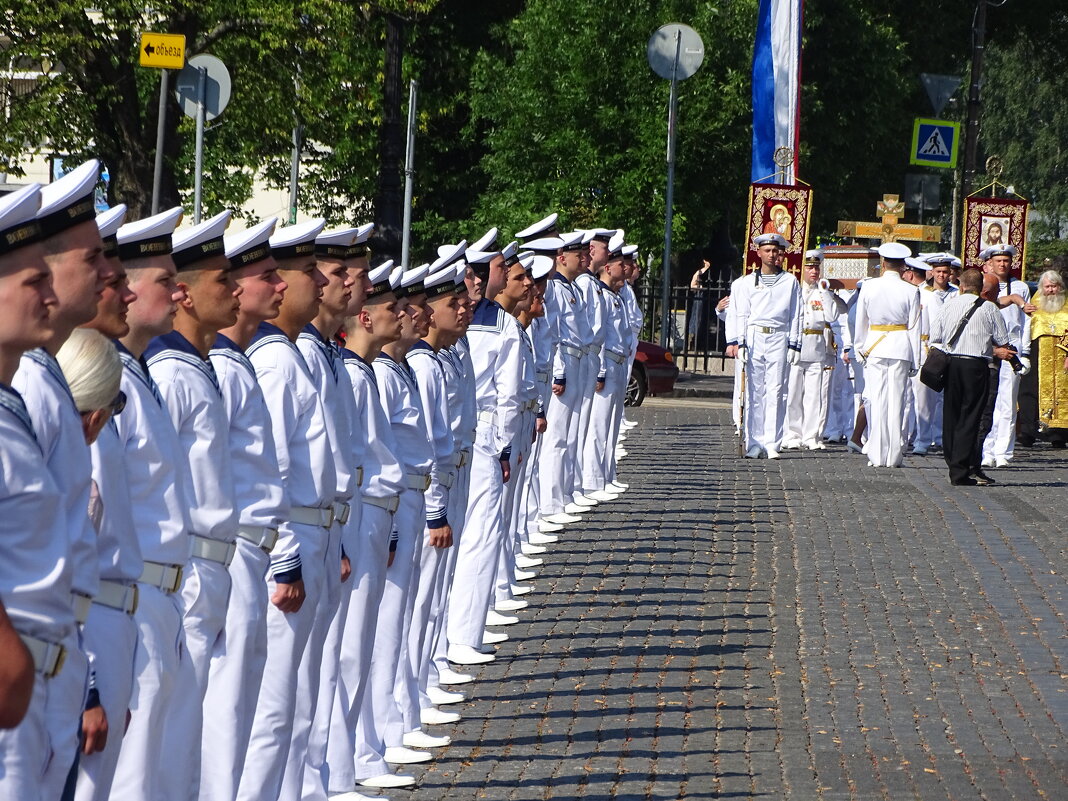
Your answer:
[659,31,682,349]
[193,65,206,223]
[151,69,168,215]
[288,122,302,225]
[400,80,418,270]
[951,168,960,253]
[962,0,987,197]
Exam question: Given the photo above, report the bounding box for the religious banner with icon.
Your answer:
[744,182,812,276]
[962,196,1028,279]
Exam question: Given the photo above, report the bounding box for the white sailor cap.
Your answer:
[501,240,521,266]
[453,261,469,292]
[753,232,788,249]
[465,249,496,278]
[622,244,638,258]
[985,243,1017,259]
[518,252,535,273]
[425,263,459,299]
[366,259,395,300]
[0,183,43,258]
[315,227,359,259]
[270,218,326,261]
[950,256,962,268]
[531,254,555,281]
[395,263,430,298]
[37,159,100,239]
[877,241,911,260]
[524,236,564,256]
[515,213,559,243]
[904,256,928,274]
[351,222,374,252]
[471,227,499,252]
[558,231,586,252]
[803,248,823,264]
[172,210,232,271]
[588,228,617,243]
[116,206,184,260]
[606,231,626,258]
[430,240,467,273]
[389,265,404,290]
[95,204,127,259]
[225,217,277,269]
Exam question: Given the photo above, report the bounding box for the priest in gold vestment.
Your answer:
[1029,270,1068,434]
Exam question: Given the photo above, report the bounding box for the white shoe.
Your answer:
[911,446,928,455]
[420,707,461,725]
[509,584,533,596]
[994,456,1010,468]
[544,512,581,525]
[745,445,762,459]
[847,440,865,454]
[328,792,377,801]
[514,568,536,581]
[586,490,619,502]
[780,438,802,450]
[426,686,465,706]
[765,448,780,460]
[616,448,629,458]
[384,746,432,765]
[447,644,494,665]
[482,629,508,645]
[403,729,452,747]
[437,667,474,685]
[623,419,637,428]
[536,522,563,535]
[607,481,628,492]
[802,439,826,450]
[359,774,416,789]
[982,457,996,468]
[515,554,543,568]
[572,495,598,507]
[495,598,528,612]
[485,609,519,626]
[521,542,547,555]
[563,502,587,515]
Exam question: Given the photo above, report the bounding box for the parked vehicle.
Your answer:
[626,340,679,406]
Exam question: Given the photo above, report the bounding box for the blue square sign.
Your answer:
[910,118,960,169]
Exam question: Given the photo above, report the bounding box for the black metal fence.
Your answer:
[635,276,733,374]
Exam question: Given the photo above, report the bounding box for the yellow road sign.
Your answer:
[139,33,186,70]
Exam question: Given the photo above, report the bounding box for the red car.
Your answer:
[626,340,679,406]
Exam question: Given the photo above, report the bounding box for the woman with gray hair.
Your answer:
[55,327,143,792]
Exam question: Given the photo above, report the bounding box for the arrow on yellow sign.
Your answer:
[139,33,186,70]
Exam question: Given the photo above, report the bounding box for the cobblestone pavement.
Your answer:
[397,398,1066,801]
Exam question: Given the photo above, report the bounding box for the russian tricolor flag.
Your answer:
[751,0,804,183]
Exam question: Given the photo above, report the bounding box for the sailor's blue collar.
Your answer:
[144,329,204,362]
[213,332,243,353]
[410,340,434,353]
[301,322,330,344]
[251,321,289,344]
[551,273,571,284]
[341,346,365,363]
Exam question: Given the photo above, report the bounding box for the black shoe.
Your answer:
[952,477,978,486]
[1016,437,1035,448]
[969,470,996,486]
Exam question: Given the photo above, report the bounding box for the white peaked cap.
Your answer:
[986,243,1018,258]
[352,222,374,244]
[37,159,100,237]
[0,183,42,255]
[465,249,496,265]
[116,206,183,259]
[531,254,555,281]
[430,239,467,272]
[559,231,585,250]
[754,232,788,248]
[471,227,499,252]
[501,241,520,262]
[389,265,404,289]
[172,210,232,269]
[519,253,535,272]
[588,227,617,241]
[225,217,277,268]
[270,218,326,256]
[877,242,911,260]
[803,248,823,262]
[524,236,563,254]
[316,226,359,251]
[424,264,458,297]
[401,263,429,288]
[95,204,127,240]
[607,231,626,256]
[515,213,558,241]
[904,257,928,273]
[368,259,393,285]
[622,244,638,258]
[453,262,467,281]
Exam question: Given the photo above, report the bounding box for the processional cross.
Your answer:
[837,193,941,244]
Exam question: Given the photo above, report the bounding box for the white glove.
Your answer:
[817,278,831,291]
[1017,356,1031,376]
[738,343,748,362]
[787,348,801,366]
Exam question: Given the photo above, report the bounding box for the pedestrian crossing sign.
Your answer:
[910,118,960,168]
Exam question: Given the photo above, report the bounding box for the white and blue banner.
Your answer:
[751,0,803,184]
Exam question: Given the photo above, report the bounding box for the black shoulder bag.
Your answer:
[919,296,985,392]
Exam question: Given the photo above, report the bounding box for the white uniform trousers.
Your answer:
[912,374,943,449]
[408,524,450,716]
[582,359,624,491]
[303,508,360,801]
[606,361,628,484]
[428,460,472,693]
[824,358,854,440]
[326,503,392,794]
[111,586,189,801]
[862,356,910,467]
[785,361,831,445]
[74,603,137,801]
[158,557,233,801]
[494,413,534,606]
[571,352,597,498]
[198,541,269,801]
[982,360,1020,462]
[520,425,546,546]
[743,330,790,452]
[235,522,325,801]
[448,439,505,649]
[731,355,743,430]
[538,351,580,517]
[352,489,422,779]
[391,491,427,737]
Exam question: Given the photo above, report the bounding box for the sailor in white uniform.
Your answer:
[237,218,336,801]
[108,206,196,801]
[853,242,922,468]
[617,248,643,446]
[329,260,409,796]
[74,204,144,801]
[724,233,803,458]
[0,183,79,801]
[201,215,289,801]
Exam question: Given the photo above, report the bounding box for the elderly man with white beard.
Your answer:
[1026,270,1068,445]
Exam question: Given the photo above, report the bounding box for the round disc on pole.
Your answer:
[647,24,704,81]
[175,54,231,121]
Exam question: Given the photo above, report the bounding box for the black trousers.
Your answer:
[943,356,991,483]
[1016,337,1040,443]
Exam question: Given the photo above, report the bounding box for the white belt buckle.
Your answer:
[237,525,279,553]
[21,634,66,678]
[191,535,237,567]
[356,466,365,487]
[333,501,351,525]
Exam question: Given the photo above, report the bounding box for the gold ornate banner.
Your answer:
[962,196,1028,279]
[744,182,813,277]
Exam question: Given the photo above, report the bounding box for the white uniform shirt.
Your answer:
[112,342,192,567]
[998,279,1031,353]
[247,322,337,581]
[725,270,803,349]
[467,299,524,456]
[440,340,477,452]
[0,385,75,642]
[14,350,99,598]
[146,331,239,545]
[89,421,144,583]
[798,283,839,364]
[210,334,290,531]
[341,349,405,501]
[574,271,607,376]
[408,342,456,525]
[528,315,555,413]
[619,281,643,359]
[372,352,434,480]
[854,271,922,367]
[544,277,580,383]
[598,281,630,379]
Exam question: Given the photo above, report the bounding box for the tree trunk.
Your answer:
[373,13,406,260]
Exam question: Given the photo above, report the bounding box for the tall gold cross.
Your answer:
[837,193,941,244]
